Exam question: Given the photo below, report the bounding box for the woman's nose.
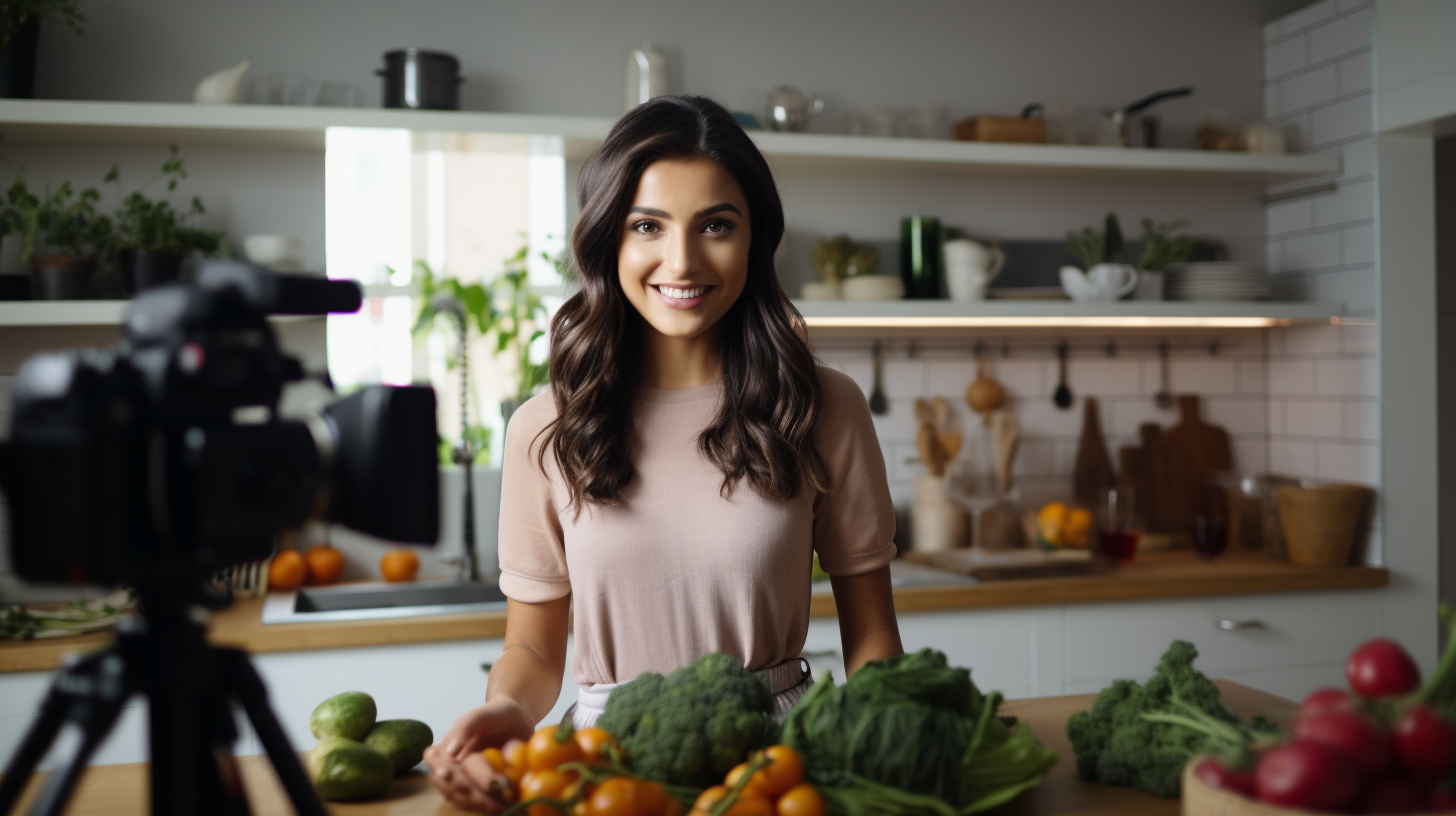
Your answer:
[663,231,697,275]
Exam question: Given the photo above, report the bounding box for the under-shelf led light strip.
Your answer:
[800,315,1296,329]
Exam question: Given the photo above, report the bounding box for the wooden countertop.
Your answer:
[4,680,1295,815]
[0,552,1388,674]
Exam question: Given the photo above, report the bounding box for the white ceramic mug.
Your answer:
[943,239,1006,302]
[1086,263,1139,300]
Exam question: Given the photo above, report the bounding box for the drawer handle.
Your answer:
[1217,619,1266,631]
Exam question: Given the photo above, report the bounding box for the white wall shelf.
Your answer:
[0,100,1338,184]
[793,299,1342,329]
[0,301,323,327]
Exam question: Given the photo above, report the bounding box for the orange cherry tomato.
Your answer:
[526,725,585,773]
[754,746,805,798]
[572,800,592,816]
[304,545,345,585]
[635,780,671,816]
[725,763,770,798]
[481,747,507,772]
[587,776,639,816]
[522,769,574,816]
[267,550,307,591]
[574,727,616,763]
[722,793,775,816]
[503,738,528,770]
[693,786,729,813]
[775,784,825,816]
[380,548,420,582]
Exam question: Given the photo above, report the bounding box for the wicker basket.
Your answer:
[1276,484,1373,566]
[1182,760,1442,816]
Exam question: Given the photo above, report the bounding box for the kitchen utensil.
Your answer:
[965,357,1006,423]
[625,42,668,112]
[378,49,462,110]
[954,103,1047,143]
[1073,397,1114,510]
[1059,263,1138,302]
[1155,341,1173,409]
[841,275,904,300]
[1053,342,1073,409]
[1121,423,1193,536]
[911,474,968,552]
[1164,394,1233,520]
[1277,484,1373,566]
[868,341,888,415]
[899,216,943,299]
[943,238,1005,301]
[194,59,250,105]
[765,85,824,132]
[991,410,1020,494]
[1100,86,1193,148]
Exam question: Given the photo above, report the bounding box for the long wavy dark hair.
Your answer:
[541,95,824,511]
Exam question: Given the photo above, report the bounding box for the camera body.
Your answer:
[0,261,439,587]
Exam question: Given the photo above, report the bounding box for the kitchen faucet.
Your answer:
[430,294,480,583]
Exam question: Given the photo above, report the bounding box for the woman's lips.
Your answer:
[652,284,713,310]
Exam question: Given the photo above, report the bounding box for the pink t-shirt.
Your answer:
[497,365,897,687]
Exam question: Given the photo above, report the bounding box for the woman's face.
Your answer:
[617,157,751,342]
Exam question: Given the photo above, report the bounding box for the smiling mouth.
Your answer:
[651,284,714,309]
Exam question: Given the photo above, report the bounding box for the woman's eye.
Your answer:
[703,219,735,235]
[632,221,659,235]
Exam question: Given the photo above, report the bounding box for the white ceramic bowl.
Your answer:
[841,275,905,301]
[242,234,306,272]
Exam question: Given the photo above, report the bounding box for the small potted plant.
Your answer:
[2,172,113,300]
[1060,212,1138,302]
[0,0,84,99]
[109,146,226,294]
[1135,218,1198,300]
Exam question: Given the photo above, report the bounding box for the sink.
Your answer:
[260,580,508,625]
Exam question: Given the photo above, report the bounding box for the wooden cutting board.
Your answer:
[1120,423,1193,536]
[1073,397,1114,509]
[1163,394,1233,520]
[903,548,1109,581]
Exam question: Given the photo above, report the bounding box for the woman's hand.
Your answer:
[424,699,536,812]
[427,751,515,814]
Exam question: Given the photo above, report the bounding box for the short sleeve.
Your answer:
[811,367,898,575]
[496,392,573,603]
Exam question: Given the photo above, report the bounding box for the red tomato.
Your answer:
[1294,710,1392,779]
[1192,757,1255,797]
[1300,687,1353,715]
[1254,740,1360,811]
[1346,638,1422,697]
[1357,778,1426,814]
[1393,705,1456,782]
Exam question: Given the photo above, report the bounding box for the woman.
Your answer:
[425,95,902,811]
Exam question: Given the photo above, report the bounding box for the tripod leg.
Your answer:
[0,685,69,813]
[24,688,130,816]
[221,650,328,816]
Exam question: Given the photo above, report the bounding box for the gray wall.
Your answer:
[36,0,1268,149]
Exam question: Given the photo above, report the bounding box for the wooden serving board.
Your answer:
[903,548,1110,581]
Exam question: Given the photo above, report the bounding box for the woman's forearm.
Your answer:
[486,642,565,723]
[828,564,904,677]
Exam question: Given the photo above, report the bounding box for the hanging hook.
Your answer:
[1105,339,1117,358]
[1208,339,1222,357]
[908,339,918,359]
[1001,338,1011,358]
[972,339,986,360]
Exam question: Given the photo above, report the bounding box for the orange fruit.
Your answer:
[754,746,805,798]
[521,769,575,816]
[380,548,421,582]
[304,545,345,585]
[587,777,638,816]
[526,725,584,772]
[267,550,307,591]
[775,785,824,816]
[573,727,615,764]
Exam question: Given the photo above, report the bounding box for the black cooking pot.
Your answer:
[377,49,462,110]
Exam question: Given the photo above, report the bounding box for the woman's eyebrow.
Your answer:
[626,203,742,220]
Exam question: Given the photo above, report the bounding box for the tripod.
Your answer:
[0,588,328,816]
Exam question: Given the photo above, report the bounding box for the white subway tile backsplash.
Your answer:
[1271,439,1318,477]
[1339,136,1375,179]
[1341,224,1376,265]
[1314,180,1374,226]
[1108,398,1173,437]
[1344,400,1379,441]
[1338,51,1372,95]
[1268,399,1285,435]
[1303,266,1377,313]
[1339,323,1378,354]
[1281,231,1342,271]
[1266,198,1314,236]
[994,359,1047,400]
[1266,239,1284,274]
[1018,401,1085,438]
[1337,0,1371,12]
[1270,360,1316,394]
[869,400,920,444]
[1204,398,1268,435]
[1265,85,1280,118]
[1316,357,1377,397]
[1279,0,1340,35]
[1266,36,1308,80]
[882,359,925,395]
[1280,399,1343,437]
[924,360,976,396]
[1014,440,1054,477]
[1279,323,1342,355]
[1309,7,1372,63]
[1317,441,1378,485]
[1309,94,1373,146]
[1280,65,1339,113]
[833,359,873,395]
[1263,20,1282,43]
[1238,359,1269,394]
[1170,357,1240,395]
[1069,359,1143,396]
[1234,439,1269,472]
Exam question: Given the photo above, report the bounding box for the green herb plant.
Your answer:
[0,0,83,47]
[1137,218,1198,272]
[1,170,113,261]
[1066,212,1124,269]
[108,145,226,256]
[812,234,878,283]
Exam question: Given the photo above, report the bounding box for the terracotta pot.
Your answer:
[30,256,94,300]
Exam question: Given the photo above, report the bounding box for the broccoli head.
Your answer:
[1064,640,1239,798]
[597,652,775,788]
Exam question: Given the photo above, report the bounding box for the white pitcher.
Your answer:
[944,239,1005,301]
[1059,262,1139,302]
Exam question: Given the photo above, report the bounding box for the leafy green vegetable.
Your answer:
[780,649,1058,816]
[1065,640,1276,798]
[597,652,776,789]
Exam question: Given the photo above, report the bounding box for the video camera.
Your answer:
[0,260,440,587]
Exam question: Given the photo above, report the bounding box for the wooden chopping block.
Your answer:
[1073,397,1115,510]
[1163,395,1233,520]
[1131,423,1194,536]
[954,115,1047,144]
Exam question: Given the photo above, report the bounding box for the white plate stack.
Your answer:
[1164,262,1269,301]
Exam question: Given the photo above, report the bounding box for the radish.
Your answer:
[1358,778,1426,814]
[1347,638,1422,697]
[1193,757,1255,797]
[1254,740,1361,811]
[1393,705,1456,782]
[1300,687,1352,714]
[1293,709,1392,779]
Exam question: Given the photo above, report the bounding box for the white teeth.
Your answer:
[658,286,706,299]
